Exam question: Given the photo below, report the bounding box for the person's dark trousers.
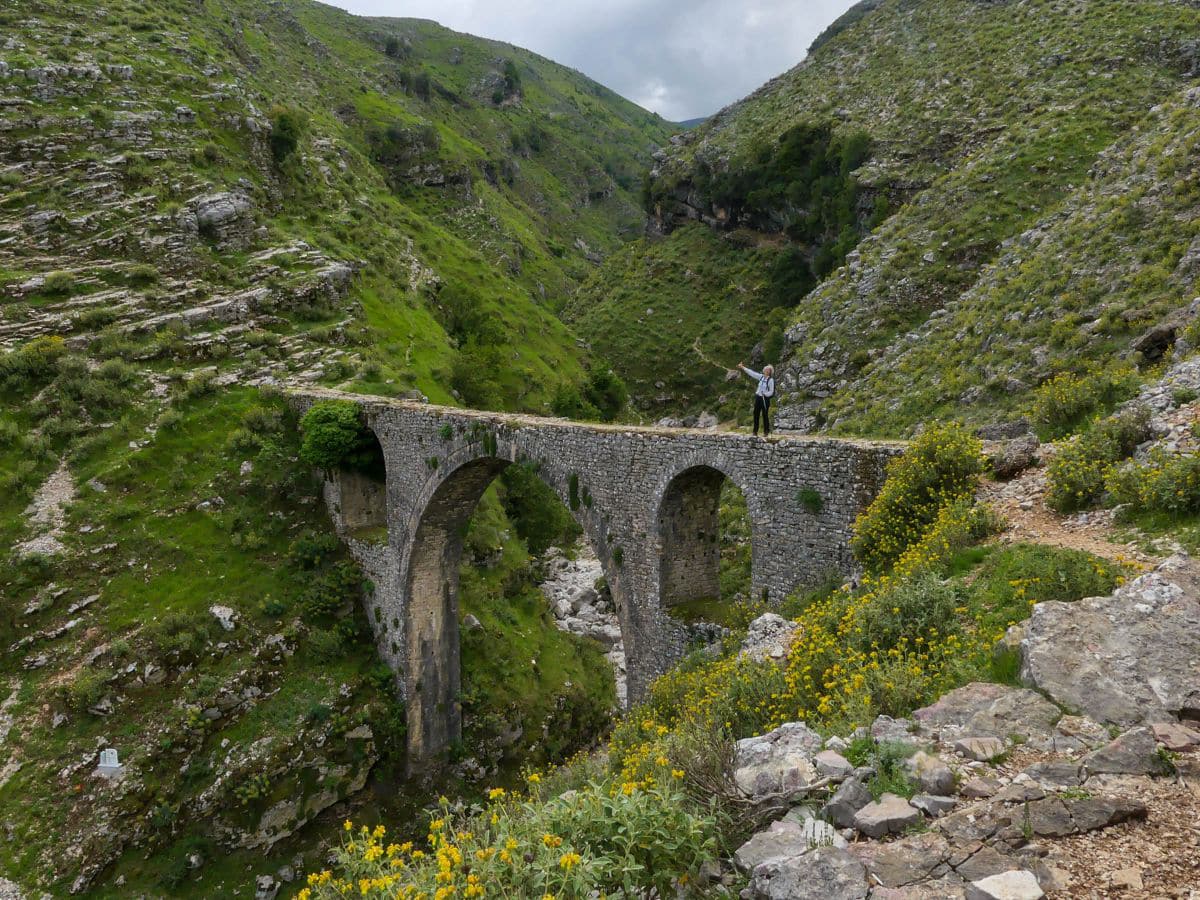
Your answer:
[753,395,771,436]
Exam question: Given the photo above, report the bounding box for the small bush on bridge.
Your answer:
[851,422,984,574]
[299,400,384,477]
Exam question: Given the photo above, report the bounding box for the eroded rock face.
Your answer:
[1019,555,1200,726]
[740,613,801,663]
[853,792,922,838]
[734,816,845,872]
[745,845,870,900]
[733,722,824,798]
[186,191,255,250]
[913,682,1062,747]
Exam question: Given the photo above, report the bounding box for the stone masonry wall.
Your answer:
[292,389,902,763]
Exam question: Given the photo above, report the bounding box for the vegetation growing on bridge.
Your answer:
[299,400,385,478]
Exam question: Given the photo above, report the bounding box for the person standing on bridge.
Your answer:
[737,361,775,438]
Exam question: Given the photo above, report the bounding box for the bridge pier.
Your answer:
[296,389,901,767]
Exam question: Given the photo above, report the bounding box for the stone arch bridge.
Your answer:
[291,388,902,765]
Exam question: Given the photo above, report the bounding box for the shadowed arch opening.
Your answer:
[405,455,619,768]
[657,465,753,621]
[328,426,389,543]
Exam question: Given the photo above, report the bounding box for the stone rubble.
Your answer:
[539,545,627,705]
[15,460,76,557]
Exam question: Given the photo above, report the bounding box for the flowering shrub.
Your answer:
[1029,366,1138,440]
[1045,406,1149,512]
[1107,448,1200,515]
[851,423,984,573]
[302,774,715,899]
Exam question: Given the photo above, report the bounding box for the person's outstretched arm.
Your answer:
[738,362,763,381]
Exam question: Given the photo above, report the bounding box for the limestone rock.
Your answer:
[745,846,869,900]
[734,817,845,872]
[905,750,956,796]
[1150,721,1200,751]
[910,793,957,817]
[1107,867,1144,890]
[913,682,1061,747]
[1021,760,1082,788]
[740,613,801,663]
[960,776,1002,799]
[990,435,1039,480]
[823,775,873,827]
[734,722,823,798]
[1081,727,1171,776]
[955,736,1006,761]
[209,604,238,632]
[853,792,921,838]
[814,749,854,779]
[1019,555,1200,726]
[872,715,920,745]
[188,191,255,250]
[965,870,1043,900]
[870,881,967,899]
[849,831,951,888]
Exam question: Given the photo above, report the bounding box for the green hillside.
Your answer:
[0,0,668,894]
[575,0,1200,433]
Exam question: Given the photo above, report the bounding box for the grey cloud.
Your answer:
[326,0,857,121]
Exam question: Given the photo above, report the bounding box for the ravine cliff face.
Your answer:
[576,0,1200,435]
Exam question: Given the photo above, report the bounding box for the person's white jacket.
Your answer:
[742,367,775,397]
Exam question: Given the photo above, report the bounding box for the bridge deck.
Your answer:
[290,387,906,450]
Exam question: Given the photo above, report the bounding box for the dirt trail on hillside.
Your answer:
[979,456,1160,566]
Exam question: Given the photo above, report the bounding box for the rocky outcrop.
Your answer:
[1019,554,1200,726]
[739,613,801,663]
[912,682,1063,749]
[733,722,824,798]
[184,190,255,250]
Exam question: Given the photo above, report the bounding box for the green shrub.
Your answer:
[853,572,963,657]
[69,306,118,332]
[499,461,580,555]
[0,336,65,391]
[299,401,383,475]
[852,423,984,574]
[1171,387,1198,406]
[53,667,109,714]
[318,779,715,899]
[307,628,347,660]
[299,561,364,620]
[41,270,76,296]
[1045,406,1150,512]
[126,263,159,286]
[449,341,504,409]
[146,612,214,660]
[796,487,823,514]
[288,531,341,569]
[1029,367,1138,440]
[269,105,308,164]
[1107,448,1200,515]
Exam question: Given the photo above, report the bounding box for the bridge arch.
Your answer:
[654,453,767,611]
[401,443,627,766]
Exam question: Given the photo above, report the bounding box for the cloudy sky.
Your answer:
[325,1,858,121]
